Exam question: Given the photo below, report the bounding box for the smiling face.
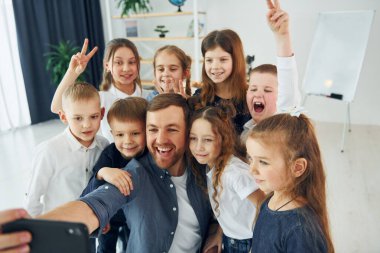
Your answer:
[189,118,221,168]
[246,137,288,194]
[106,46,138,90]
[154,50,186,92]
[146,105,187,174]
[204,46,233,84]
[60,98,104,147]
[110,119,146,159]
[247,72,278,123]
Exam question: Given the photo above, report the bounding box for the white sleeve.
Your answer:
[276,55,301,111]
[24,146,55,217]
[226,165,259,200]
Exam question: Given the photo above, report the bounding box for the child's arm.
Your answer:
[97,167,133,196]
[50,38,98,113]
[267,0,301,109]
[247,189,266,207]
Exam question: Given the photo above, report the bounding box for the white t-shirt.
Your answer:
[207,156,259,239]
[24,128,109,216]
[99,84,150,142]
[169,170,202,253]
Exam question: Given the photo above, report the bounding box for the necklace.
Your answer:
[275,197,296,211]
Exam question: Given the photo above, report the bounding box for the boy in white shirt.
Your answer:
[25,82,109,216]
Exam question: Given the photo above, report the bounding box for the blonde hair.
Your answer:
[62,82,100,107]
[100,38,142,92]
[153,45,192,96]
[248,113,334,253]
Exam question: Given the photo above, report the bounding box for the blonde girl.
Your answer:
[191,29,250,135]
[246,113,334,253]
[147,45,192,101]
[51,38,150,142]
[189,106,264,253]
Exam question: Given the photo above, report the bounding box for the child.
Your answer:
[25,82,109,216]
[147,45,192,101]
[246,113,334,253]
[189,106,265,253]
[51,38,150,142]
[191,29,250,135]
[243,0,301,140]
[81,97,148,253]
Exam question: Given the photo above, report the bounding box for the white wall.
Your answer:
[100,0,380,126]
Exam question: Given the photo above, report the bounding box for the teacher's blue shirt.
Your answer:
[80,152,212,253]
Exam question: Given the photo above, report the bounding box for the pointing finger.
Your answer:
[266,0,275,10]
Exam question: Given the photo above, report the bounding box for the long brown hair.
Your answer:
[248,113,334,253]
[153,45,192,96]
[199,29,247,110]
[190,105,246,216]
[100,38,142,92]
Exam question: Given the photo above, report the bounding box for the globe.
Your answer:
[168,0,186,12]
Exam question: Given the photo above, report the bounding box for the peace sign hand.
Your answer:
[266,0,289,36]
[69,38,98,75]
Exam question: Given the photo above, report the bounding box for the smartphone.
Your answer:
[1,219,90,253]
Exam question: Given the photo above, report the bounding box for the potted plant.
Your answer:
[45,40,85,86]
[116,0,152,17]
[154,25,169,38]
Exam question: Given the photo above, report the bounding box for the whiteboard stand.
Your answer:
[302,94,352,152]
[340,102,352,153]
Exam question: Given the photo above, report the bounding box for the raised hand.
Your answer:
[0,209,31,253]
[69,38,98,75]
[266,0,289,36]
[153,78,189,98]
[97,167,133,196]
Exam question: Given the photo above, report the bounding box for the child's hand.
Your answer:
[69,38,98,75]
[97,167,133,196]
[153,78,189,98]
[266,0,289,36]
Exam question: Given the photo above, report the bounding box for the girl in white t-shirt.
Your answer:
[189,105,265,253]
[51,38,150,142]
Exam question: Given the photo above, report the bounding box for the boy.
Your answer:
[242,1,301,140]
[81,97,148,253]
[24,82,109,216]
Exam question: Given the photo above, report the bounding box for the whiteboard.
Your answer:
[302,10,375,102]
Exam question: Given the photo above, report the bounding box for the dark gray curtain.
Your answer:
[12,0,105,124]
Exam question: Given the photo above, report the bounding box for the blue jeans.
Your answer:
[222,234,252,253]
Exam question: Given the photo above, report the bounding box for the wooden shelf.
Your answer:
[140,58,203,64]
[127,36,204,42]
[113,11,206,19]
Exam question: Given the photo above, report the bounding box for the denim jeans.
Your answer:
[222,234,252,253]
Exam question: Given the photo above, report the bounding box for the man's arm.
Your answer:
[38,201,99,233]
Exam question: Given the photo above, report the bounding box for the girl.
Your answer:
[51,38,150,142]
[189,106,264,253]
[246,113,334,253]
[147,45,192,101]
[190,29,251,135]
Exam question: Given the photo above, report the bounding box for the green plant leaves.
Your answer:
[116,0,152,17]
[44,40,85,86]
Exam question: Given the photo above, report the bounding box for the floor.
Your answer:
[0,119,379,252]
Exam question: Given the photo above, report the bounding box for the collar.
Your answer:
[64,127,101,151]
[109,83,142,98]
[243,119,256,131]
